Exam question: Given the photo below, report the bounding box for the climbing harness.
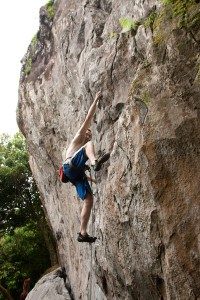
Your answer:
[59,166,69,183]
[59,157,89,184]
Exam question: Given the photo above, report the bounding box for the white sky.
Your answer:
[0,0,48,135]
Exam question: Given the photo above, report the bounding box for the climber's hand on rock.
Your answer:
[94,91,102,105]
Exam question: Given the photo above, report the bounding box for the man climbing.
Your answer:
[63,91,110,243]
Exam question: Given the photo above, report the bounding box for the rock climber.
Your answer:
[63,91,110,243]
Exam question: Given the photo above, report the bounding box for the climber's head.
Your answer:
[85,128,92,142]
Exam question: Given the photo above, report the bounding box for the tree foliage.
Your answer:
[0,133,56,299]
[0,133,42,234]
[0,221,50,299]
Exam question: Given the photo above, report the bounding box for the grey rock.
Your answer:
[17,0,200,299]
[26,268,71,300]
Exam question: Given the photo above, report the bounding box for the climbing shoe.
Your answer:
[92,153,110,171]
[77,232,97,243]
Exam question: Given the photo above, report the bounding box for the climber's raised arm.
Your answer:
[75,91,101,138]
[65,91,102,158]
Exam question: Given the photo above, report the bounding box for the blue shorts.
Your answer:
[63,147,92,200]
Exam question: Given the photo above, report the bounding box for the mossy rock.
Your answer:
[153,1,200,47]
[128,69,151,99]
[142,92,151,106]
[195,58,200,83]
[45,0,55,19]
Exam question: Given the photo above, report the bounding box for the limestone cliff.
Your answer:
[17,0,200,299]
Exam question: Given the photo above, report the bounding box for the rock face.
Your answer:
[18,0,200,299]
[26,268,71,300]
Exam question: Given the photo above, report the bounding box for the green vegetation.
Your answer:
[161,0,173,3]
[24,57,32,75]
[113,1,199,44]
[0,133,56,300]
[110,31,117,38]
[119,17,142,33]
[24,31,38,76]
[144,11,157,29]
[142,91,151,106]
[112,8,156,37]
[168,0,199,27]
[119,17,135,33]
[0,222,50,299]
[153,0,200,46]
[25,92,29,98]
[31,33,38,53]
[155,0,200,28]
[22,0,56,77]
[45,0,55,19]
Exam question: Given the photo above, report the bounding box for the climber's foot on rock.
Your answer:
[77,232,97,243]
[92,153,110,171]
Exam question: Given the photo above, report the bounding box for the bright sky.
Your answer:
[0,0,48,135]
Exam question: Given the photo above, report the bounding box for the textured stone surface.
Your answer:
[18,0,200,299]
[26,268,71,300]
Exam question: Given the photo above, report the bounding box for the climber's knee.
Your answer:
[84,141,95,157]
[84,192,93,208]
[84,140,94,149]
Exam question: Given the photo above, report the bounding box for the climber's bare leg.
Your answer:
[80,192,93,235]
[84,141,96,165]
